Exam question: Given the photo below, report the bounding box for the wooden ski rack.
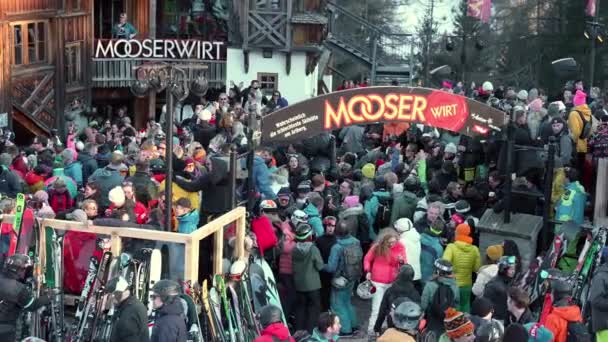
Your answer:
[1,206,247,282]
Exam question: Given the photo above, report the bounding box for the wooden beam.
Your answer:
[110,232,122,256]
[235,211,246,260]
[190,207,246,241]
[213,227,224,276]
[184,236,199,282]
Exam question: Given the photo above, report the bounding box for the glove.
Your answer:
[188,324,201,342]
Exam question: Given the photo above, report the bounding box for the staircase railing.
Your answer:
[326,1,413,69]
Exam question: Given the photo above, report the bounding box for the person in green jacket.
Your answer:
[389,176,420,226]
[442,223,480,313]
[308,312,341,342]
[421,259,460,335]
[292,223,324,333]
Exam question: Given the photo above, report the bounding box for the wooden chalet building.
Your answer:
[0,0,92,144]
[1,0,329,142]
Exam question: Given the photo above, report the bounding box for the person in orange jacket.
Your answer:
[545,279,584,342]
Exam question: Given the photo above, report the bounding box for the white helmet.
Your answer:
[291,210,308,226]
[357,280,375,300]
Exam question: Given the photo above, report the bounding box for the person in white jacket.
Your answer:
[394,218,422,288]
[472,244,504,297]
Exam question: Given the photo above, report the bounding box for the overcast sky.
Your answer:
[396,0,457,34]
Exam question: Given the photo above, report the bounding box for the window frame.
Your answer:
[257,72,279,96]
[11,20,49,66]
[65,41,84,88]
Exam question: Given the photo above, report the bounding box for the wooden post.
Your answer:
[110,233,122,256]
[235,213,246,260]
[594,158,608,226]
[184,237,200,282]
[213,228,224,276]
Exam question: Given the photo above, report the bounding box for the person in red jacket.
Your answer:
[545,279,584,342]
[253,305,294,342]
[363,228,407,336]
[48,178,74,214]
[122,181,148,224]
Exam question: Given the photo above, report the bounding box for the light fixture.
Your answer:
[190,74,209,97]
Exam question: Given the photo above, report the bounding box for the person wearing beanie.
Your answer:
[568,89,593,161]
[88,149,126,209]
[503,323,528,342]
[361,163,376,180]
[61,148,83,188]
[295,180,312,209]
[291,223,324,332]
[322,220,362,336]
[419,218,445,283]
[253,305,295,342]
[77,143,98,185]
[588,247,608,341]
[506,286,534,326]
[393,218,421,284]
[48,177,75,214]
[524,323,554,342]
[442,223,480,313]
[517,90,528,104]
[440,307,475,341]
[545,117,574,168]
[471,245,503,297]
[483,256,517,322]
[374,264,420,334]
[469,297,504,338]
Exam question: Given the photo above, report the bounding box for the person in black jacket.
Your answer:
[483,256,516,322]
[373,264,421,333]
[316,216,338,311]
[150,279,187,342]
[0,254,50,341]
[126,159,159,206]
[588,249,608,339]
[0,165,22,198]
[106,276,149,342]
[506,286,534,327]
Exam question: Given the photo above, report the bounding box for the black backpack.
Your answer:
[572,110,592,140]
[566,321,591,342]
[374,196,393,232]
[340,243,364,281]
[428,282,455,320]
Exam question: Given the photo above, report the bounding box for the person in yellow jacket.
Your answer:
[442,224,480,313]
[567,90,593,159]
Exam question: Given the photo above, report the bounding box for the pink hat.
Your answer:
[343,195,360,208]
[529,98,543,113]
[573,90,587,106]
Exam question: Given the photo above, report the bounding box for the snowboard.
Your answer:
[144,248,162,336]
[250,257,286,324]
[209,287,227,341]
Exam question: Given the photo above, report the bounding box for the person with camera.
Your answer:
[0,254,51,341]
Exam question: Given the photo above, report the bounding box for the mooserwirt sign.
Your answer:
[95,39,226,60]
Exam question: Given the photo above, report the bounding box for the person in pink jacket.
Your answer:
[363,228,407,336]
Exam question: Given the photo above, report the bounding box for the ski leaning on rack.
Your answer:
[48,231,66,341]
[8,193,26,256]
[143,248,162,336]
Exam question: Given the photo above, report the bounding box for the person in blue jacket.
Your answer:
[361,184,391,242]
[555,168,587,225]
[252,147,276,199]
[61,149,83,188]
[304,192,325,238]
[323,221,361,336]
[419,220,445,284]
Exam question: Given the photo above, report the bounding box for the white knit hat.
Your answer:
[108,186,126,207]
[394,218,413,233]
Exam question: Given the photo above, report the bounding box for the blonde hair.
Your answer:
[373,228,399,257]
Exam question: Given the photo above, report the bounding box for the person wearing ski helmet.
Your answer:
[420,259,460,335]
[545,279,584,342]
[105,276,149,342]
[291,209,309,227]
[0,254,50,341]
[253,305,295,342]
[483,255,516,322]
[377,300,423,342]
[292,223,324,332]
[250,199,279,258]
[150,279,187,342]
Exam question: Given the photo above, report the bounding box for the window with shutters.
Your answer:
[257,73,279,96]
[12,21,48,66]
[65,42,83,88]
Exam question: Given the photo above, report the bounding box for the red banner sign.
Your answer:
[260,87,507,145]
[467,0,492,23]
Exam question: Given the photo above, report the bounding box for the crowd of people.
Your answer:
[0,76,605,342]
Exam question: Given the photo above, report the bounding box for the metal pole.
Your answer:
[164,90,174,231]
[409,37,414,86]
[424,0,435,86]
[228,147,237,209]
[541,141,556,252]
[246,109,256,213]
[504,128,514,224]
[370,36,378,86]
[460,1,467,85]
[590,0,600,87]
